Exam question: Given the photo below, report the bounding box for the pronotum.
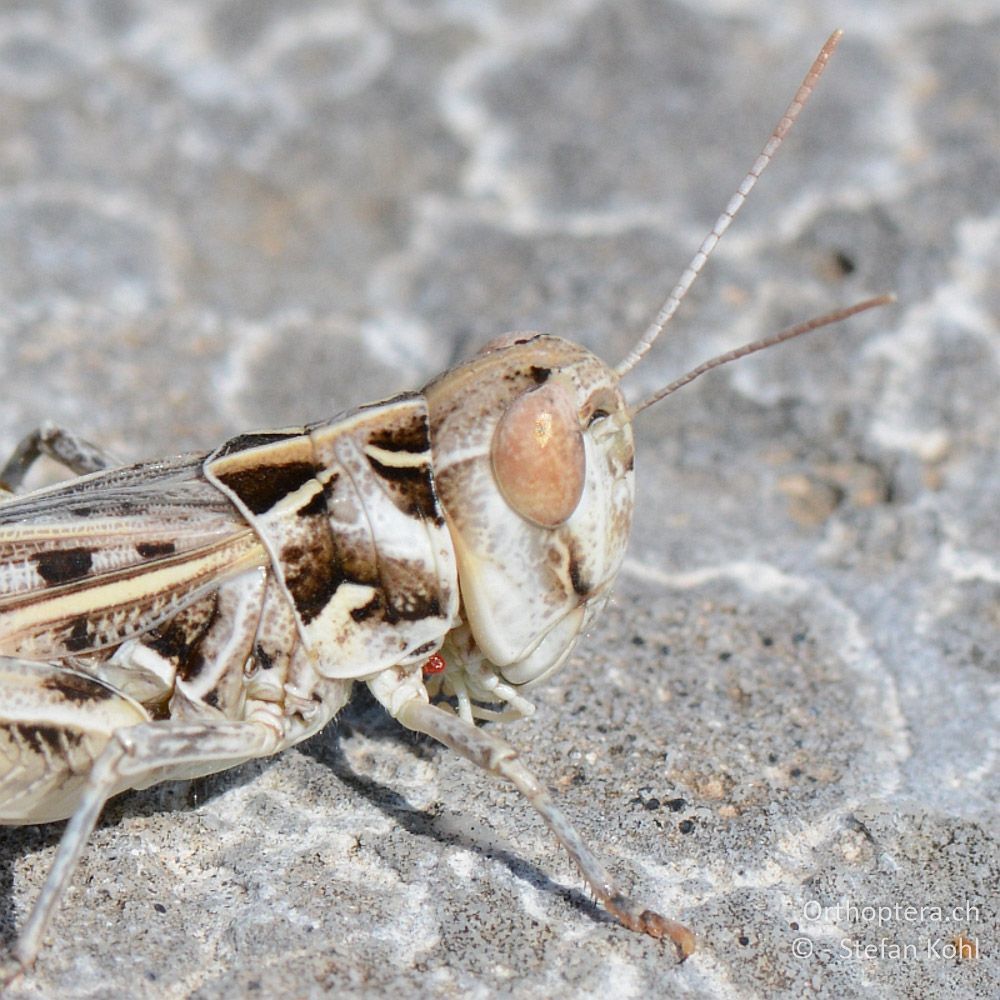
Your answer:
[0,30,890,980]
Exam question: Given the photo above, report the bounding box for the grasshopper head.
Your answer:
[417,30,890,700]
[424,334,634,688]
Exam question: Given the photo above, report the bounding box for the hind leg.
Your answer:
[0,423,117,493]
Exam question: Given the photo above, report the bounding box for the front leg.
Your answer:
[368,670,695,960]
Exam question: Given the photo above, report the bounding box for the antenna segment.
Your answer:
[615,30,844,377]
[629,294,895,417]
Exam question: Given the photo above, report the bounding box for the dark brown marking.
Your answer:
[136,541,177,558]
[175,601,221,683]
[368,412,431,454]
[296,490,327,518]
[148,596,218,681]
[366,457,439,522]
[218,461,316,515]
[274,510,388,626]
[17,724,67,757]
[253,644,275,671]
[568,556,590,598]
[65,616,92,653]
[178,648,207,682]
[377,567,446,624]
[284,542,387,627]
[147,622,188,661]
[282,548,344,625]
[529,366,551,385]
[390,593,442,622]
[409,594,441,621]
[350,594,383,622]
[41,671,115,703]
[34,547,93,585]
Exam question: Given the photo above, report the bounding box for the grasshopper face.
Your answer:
[424,335,634,687]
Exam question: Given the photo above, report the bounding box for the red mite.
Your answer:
[422,653,447,676]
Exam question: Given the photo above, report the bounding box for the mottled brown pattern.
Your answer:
[376,558,445,623]
[280,538,345,625]
[156,596,221,682]
[351,585,442,627]
[40,670,115,704]
[248,578,299,688]
[153,599,218,664]
[11,546,259,660]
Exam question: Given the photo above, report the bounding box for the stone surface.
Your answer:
[0,2,996,998]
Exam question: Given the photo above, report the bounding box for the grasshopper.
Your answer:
[0,31,890,980]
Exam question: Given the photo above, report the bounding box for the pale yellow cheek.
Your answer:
[491,384,585,528]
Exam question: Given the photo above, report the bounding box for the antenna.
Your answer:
[615,30,843,377]
[629,294,895,417]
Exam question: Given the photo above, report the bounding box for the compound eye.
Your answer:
[492,383,585,528]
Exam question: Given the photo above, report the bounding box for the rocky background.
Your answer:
[0,2,996,998]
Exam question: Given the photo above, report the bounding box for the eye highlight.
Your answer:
[491,383,586,528]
